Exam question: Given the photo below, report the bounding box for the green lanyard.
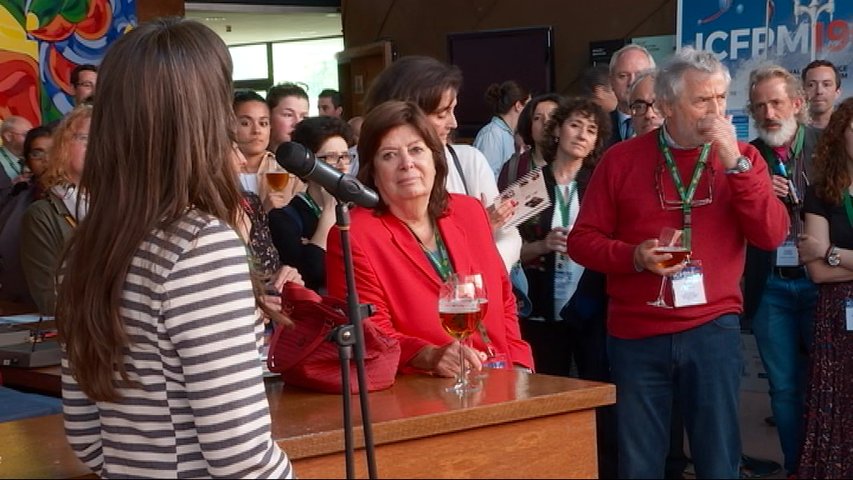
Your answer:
[658,128,710,251]
[756,125,804,178]
[300,192,322,218]
[844,193,853,229]
[554,182,578,228]
[409,224,453,281]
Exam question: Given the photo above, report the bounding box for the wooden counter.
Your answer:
[0,370,615,479]
[0,364,60,396]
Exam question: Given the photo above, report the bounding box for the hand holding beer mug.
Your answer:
[259,155,293,192]
[648,227,691,308]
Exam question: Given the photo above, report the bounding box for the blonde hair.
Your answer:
[40,104,93,190]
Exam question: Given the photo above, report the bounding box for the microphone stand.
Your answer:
[329,200,378,479]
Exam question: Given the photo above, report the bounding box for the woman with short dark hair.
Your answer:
[268,116,354,292]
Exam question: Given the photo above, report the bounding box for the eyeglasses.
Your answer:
[72,133,89,144]
[317,152,352,167]
[655,160,715,211]
[630,99,660,116]
[74,81,95,89]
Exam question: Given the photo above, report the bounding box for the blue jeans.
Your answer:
[608,315,743,479]
[751,273,817,474]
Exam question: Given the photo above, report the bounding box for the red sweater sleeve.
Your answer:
[725,143,790,250]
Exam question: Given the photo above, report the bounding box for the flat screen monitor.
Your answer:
[447,26,554,139]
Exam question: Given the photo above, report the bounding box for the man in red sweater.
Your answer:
[567,47,789,479]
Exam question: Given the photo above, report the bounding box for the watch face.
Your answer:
[829,253,841,266]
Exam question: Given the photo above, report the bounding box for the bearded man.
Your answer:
[742,64,821,478]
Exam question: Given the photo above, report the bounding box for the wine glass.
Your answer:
[647,227,691,308]
[439,273,482,394]
[459,273,494,379]
[259,155,292,192]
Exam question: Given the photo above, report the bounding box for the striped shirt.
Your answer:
[62,211,293,479]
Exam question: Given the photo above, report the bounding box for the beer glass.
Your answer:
[647,227,690,308]
[438,273,482,394]
[259,155,292,192]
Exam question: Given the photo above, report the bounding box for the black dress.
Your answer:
[268,193,327,293]
[798,186,853,478]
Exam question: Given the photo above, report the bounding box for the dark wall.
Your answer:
[138,0,185,20]
[341,0,676,95]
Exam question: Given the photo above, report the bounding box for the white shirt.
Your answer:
[444,144,522,272]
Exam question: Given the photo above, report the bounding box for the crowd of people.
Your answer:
[0,15,850,479]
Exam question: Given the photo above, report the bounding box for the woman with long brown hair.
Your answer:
[55,18,293,478]
[796,96,853,478]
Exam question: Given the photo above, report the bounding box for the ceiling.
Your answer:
[185,3,343,45]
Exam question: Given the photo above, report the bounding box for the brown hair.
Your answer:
[813,97,853,206]
[55,18,244,402]
[541,96,611,167]
[363,56,462,115]
[801,59,841,89]
[357,101,449,219]
[40,104,92,191]
[747,64,807,123]
[484,80,529,116]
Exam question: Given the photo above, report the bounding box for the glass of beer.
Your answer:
[439,274,482,394]
[260,155,292,192]
[647,227,691,308]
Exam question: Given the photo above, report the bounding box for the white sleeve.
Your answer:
[451,145,521,272]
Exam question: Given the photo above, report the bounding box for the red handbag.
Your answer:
[267,282,401,394]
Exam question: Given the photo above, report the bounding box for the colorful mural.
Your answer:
[0,0,136,125]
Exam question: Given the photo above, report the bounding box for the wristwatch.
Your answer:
[725,156,752,175]
[826,245,841,267]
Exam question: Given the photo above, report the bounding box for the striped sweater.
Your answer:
[61,210,293,478]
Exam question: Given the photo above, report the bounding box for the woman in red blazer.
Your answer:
[326,101,533,376]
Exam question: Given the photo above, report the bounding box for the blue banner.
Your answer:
[678,0,851,139]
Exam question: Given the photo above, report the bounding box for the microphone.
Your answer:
[275,142,379,209]
[774,160,800,205]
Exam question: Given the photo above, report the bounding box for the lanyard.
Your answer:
[554,182,578,228]
[408,223,453,281]
[300,192,322,218]
[844,193,853,229]
[756,125,805,178]
[658,128,710,251]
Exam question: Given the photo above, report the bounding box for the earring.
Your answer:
[553,136,559,144]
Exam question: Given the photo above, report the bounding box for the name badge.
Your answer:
[776,240,799,267]
[671,261,707,308]
[845,299,853,332]
[483,352,509,370]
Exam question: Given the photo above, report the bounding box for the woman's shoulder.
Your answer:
[153,210,242,257]
[176,209,237,238]
[22,194,63,223]
[446,193,487,215]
